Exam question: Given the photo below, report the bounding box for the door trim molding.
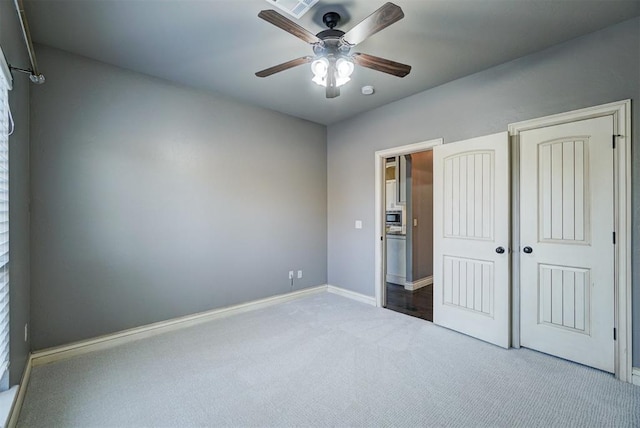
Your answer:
[374,138,443,308]
[508,99,632,383]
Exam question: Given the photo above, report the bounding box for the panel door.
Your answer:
[433,132,510,348]
[520,116,614,372]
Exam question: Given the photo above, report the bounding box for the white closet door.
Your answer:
[433,132,510,348]
[519,116,614,373]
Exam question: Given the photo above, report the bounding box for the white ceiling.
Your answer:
[23,0,640,125]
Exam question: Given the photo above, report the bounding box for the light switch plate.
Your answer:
[355,220,363,229]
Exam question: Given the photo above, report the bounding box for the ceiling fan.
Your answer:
[255,2,412,99]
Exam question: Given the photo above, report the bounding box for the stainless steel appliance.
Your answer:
[385,210,402,226]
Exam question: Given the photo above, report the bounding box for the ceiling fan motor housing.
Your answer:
[322,11,341,29]
[314,27,351,60]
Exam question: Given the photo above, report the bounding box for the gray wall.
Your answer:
[1,0,31,384]
[327,18,639,363]
[30,46,327,350]
[411,151,433,281]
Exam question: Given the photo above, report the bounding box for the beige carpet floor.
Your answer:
[17,292,640,427]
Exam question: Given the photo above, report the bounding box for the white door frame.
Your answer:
[374,138,443,308]
[508,99,632,382]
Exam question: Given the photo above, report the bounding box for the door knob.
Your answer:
[523,246,533,254]
[495,246,505,254]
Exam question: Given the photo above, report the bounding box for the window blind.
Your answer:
[0,60,9,378]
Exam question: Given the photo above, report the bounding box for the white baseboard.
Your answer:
[30,285,328,368]
[404,276,433,291]
[633,367,640,387]
[6,355,33,428]
[327,285,376,306]
[385,274,406,286]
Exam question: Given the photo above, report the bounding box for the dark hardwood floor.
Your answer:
[385,282,433,321]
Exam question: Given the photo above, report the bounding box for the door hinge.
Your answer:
[613,328,617,341]
[613,232,616,245]
[612,134,621,149]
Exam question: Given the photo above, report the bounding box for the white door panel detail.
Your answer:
[443,151,493,240]
[538,264,590,334]
[443,256,493,317]
[434,132,509,348]
[538,138,590,244]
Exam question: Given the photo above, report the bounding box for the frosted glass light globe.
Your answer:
[336,58,354,78]
[311,58,329,77]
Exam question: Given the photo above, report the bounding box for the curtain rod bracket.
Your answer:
[8,65,45,84]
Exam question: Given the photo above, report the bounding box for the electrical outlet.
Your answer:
[24,323,28,342]
[288,270,294,280]
[297,270,303,279]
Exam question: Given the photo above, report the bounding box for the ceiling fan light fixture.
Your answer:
[311,57,329,86]
[256,3,411,98]
[336,57,354,79]
[311,57,329,78]
[335,74,350,87]
[311,56,353,88]
[312,74,325,86]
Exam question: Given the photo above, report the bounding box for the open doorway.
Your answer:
[374,138,442,320]
[383,152,434,321]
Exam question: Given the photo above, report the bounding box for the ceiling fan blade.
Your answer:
[352,53,411,77]
[341,2,404,46]
[255,56,314,78]
[258,10,322,45]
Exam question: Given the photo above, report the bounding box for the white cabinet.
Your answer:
[398,155,407,204]
[386,234,406,285]
[386,156,407,207]
[385,180,397,211]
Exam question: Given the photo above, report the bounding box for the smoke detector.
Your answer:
[361,85,375,95]
[264,0,319,19]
